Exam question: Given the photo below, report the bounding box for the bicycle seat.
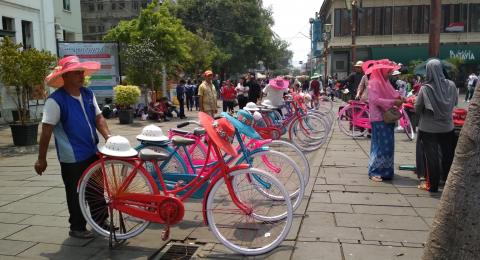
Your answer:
[139,149,169,161]
[170,128,190,135]
[171,136,196,146]
[193,127,205,136]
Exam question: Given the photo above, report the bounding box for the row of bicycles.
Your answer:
[76,92,335,255]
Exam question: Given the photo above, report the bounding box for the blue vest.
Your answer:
[49,87,99,163]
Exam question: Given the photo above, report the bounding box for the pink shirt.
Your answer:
[368,81,399,122]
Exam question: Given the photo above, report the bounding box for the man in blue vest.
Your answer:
[34,56,112,239]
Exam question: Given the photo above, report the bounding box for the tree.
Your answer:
[422,86,480,259]
[0,37,56,125]
[171,0,292,76]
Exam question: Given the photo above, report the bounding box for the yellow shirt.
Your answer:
[198,81,217,111]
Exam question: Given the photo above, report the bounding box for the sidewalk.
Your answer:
[0,105,438,259]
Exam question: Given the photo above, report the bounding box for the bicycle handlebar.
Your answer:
[176,121,201,128]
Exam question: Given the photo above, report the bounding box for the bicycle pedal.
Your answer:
[174,180,185,189]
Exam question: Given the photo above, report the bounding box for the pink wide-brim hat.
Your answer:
[364,59,400,75]
[45,56,101,88]
[268,77,290,90]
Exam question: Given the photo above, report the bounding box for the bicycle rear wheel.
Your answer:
[268,140,310,183]
[206,168,293,255]
[78,159,155,240]
[401,111,415,140]
[337,105,369,137]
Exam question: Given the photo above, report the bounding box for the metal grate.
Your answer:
[158,244,199,260]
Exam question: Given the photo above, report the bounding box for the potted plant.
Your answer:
[0,37,56,146]
[113,84,141,124]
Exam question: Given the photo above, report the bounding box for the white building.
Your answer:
[54,0,83,41]
[0,0,55,123]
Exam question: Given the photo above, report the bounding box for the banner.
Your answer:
[57,42,120,97]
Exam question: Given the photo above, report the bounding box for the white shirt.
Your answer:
[42,94,102,143]
[468,74,478,86]
[262,84,288,107]
[235,83,249,97]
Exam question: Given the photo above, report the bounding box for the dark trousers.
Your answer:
[465,86,475,101]
[60,155,107,231]
[186,94,194,111]
[223,100,235,112]
[417,130,455,192]
[194,96,200,110]
[237,96,248,110]
[178,98,185,117]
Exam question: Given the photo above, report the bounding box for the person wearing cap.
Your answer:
[198,70,218,116]
[34,56,112,239]
[341,61,364,101]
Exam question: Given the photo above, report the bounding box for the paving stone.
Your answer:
[0,201,66,216]
[18,243,100,259]
[0,181,30,187]
[345,185,399,193]
[0,186,50,196]
[405,196,440,208]
[307,203,353,213]
[338,239,360,244]
[252,241,295,260]
[7,226,92,246]
[0,223,29,239]
[19,215,69,228]
[80,247,155,260]
[0,212,32,224]
[292,242,342,260]
[315,178,326,185]
[286,215,303,241]
[423,217,434,227]
[299,225,362,242]
[415,207,437,218]
[0,239,35,256]
[360,240,380,245]
[335,213,429,230]
[342,243,424,260]
[326,177,391,186]
[188,226,218,243]
[352,205,417,216]
[380,241,403,246]
[397,187,431,195]
[402,242,425,248]
[322,158,370,167]
[314,184,345,191]
[310,192,331,203]
[330,192,410,206]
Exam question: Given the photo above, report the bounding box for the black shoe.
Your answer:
[69,230,95,239]
[164,118,170,122]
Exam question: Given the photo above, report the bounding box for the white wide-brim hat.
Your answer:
[392,70,401,76]
[136,124,169,142]
[243,102,259,111]
[98,136,138,157]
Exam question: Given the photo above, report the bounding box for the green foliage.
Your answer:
[171,0,292,75]
[408,59,423,74]
[0,37,56,124]
[113,85,141,107]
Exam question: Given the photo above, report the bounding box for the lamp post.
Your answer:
[323,23,332,85]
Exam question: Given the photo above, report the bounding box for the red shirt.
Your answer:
[310,80,320,95]
[221,85,236,101]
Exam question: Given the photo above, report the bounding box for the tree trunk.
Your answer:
[428,0,441,57]
[423,83,480,259]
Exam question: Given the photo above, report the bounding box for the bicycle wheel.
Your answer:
[337,105,369,137]
[78,159,155,240]
[268,140,310,184]
[206,168,293,255]
[401,110,415,140]
[244,150,305,213]
[289,115,328,151]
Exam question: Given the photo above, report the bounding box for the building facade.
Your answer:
[81,0,150,41]
[318,0,480,79]
[54,0,83,41]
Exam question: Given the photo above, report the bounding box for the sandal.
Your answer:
[369,176,383,182]
[417,181,429,191]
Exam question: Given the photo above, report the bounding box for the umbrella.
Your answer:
[413,59,456,77]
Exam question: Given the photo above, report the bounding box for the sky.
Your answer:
[262,0,323,67]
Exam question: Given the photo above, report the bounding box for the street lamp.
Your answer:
[323,24,332,85]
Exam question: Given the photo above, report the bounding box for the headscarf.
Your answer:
[422,59,456,120]
[368,63,399,102]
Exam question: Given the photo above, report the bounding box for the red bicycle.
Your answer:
[77,113,293,255]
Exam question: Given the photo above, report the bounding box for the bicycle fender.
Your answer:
[201,164,250,225]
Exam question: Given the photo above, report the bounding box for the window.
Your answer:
[442,4,468,32]
[98,25,105,32]
[88,3,94,11]
[470,4,480,32]
[63,0,71,11]
[119,2,125,9]
[21,20,33,49]
[334,9,351,37]
[357,7,374,36]
[393,6,411,34]
[133,1,139,10]
[97,3,103,11]
[89,26,96,33]
[2,16,14,31]
[411,5,429,34]
[112,3,116,10]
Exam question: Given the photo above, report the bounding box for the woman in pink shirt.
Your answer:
[367,60,404,182]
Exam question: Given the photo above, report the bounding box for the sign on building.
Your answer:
[57,42,120,97]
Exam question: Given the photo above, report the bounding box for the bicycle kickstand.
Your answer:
[162,224,170,241]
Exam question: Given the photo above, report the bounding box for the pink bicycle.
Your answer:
[337,100,415,140]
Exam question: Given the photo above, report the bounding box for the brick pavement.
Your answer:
[0,104,440,259]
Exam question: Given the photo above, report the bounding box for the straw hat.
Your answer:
[45,56,101,88]
[97,136,137,157]
[198,112,237,156]
[136,125,169,142]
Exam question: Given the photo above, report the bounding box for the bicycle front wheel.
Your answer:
[268,140,310,183]
[401,111,415,140]
[78,159,155,240]
[206,168,293,255]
